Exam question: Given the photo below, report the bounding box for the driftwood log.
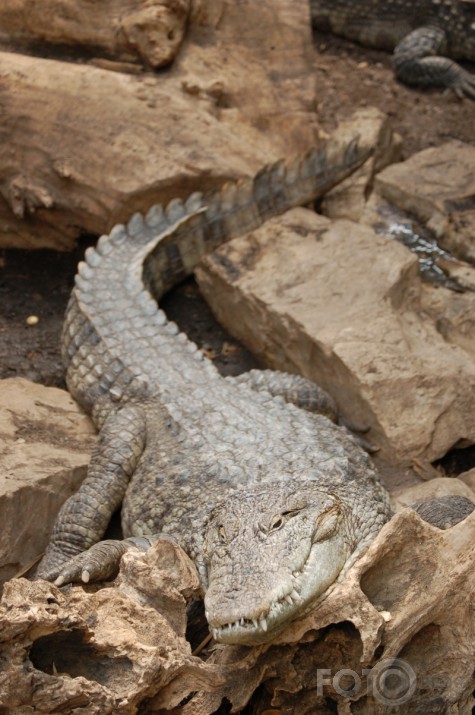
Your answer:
[0,0,191,69]
[0,509,474,713]
[0,0,317,250]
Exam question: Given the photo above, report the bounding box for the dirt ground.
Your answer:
[0,33,474,396]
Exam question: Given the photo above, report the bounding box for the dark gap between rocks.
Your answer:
[433,443,475,477]
[29,628,132,684]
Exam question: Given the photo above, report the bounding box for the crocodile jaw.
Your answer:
[206,529,348,646]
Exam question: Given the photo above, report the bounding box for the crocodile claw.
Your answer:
[40,540,130,586]
[451,70,475,101]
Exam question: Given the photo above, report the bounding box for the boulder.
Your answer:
[0,378,94,584]
[195,208,475,464]
[0,0,317,250]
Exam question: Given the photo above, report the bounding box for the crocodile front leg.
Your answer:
[50,535,162,585]
[37,405,146,580]
[393,26,475,99]
[228,369,338,421]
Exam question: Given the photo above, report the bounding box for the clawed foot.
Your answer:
[339,417,379,454]
[451,70,475,100]
[38,540,131,586]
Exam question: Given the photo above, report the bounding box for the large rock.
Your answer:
[195,208,475,464]
[0,0,317,249]
[373,141,475,265]
[0,379,94,584]
[1,508,473,713]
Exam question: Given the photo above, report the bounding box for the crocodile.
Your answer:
[311,0,475,99]
[33,131,400,646]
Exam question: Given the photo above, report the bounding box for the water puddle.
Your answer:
[372,203,465,292]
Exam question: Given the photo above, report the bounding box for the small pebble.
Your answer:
[26,315,39,326]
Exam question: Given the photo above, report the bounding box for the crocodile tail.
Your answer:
[141,132,371,300]
[62,132,370,415]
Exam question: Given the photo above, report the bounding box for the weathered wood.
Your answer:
[1,508,474,712]
[0,0,190,68]
[0,0,318,250]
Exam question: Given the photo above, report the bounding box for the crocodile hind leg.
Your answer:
[228,369,338,421]
[36,405,146,581]
[412,495,474,529]
[229,369,380,452]
[393,26,475,99]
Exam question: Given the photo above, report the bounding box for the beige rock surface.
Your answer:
[373,141,475,265]
[436,258,475,292]
[459,468,475,494]
[195,208,475,464]
[0,0,317,250]
[321,106,402,221]
[420,281,475,362]
[1,508,473,713]
[0,378,94,584]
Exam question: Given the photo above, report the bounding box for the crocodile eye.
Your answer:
[282,508,302,518]
[269,515,284,532]
[268,507,303,533]
[218,525,226,543]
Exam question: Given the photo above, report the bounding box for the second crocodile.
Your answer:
[311,0,475,99]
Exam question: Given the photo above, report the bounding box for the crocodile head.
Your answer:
[202,482,352,645]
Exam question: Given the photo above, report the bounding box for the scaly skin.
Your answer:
[36,129,393,645]
[311,0,475,99]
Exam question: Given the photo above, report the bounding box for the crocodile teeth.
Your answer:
[285,595,294,605]
[290,589,301,603]
[259,616,268,632]
[252,619,259,629]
